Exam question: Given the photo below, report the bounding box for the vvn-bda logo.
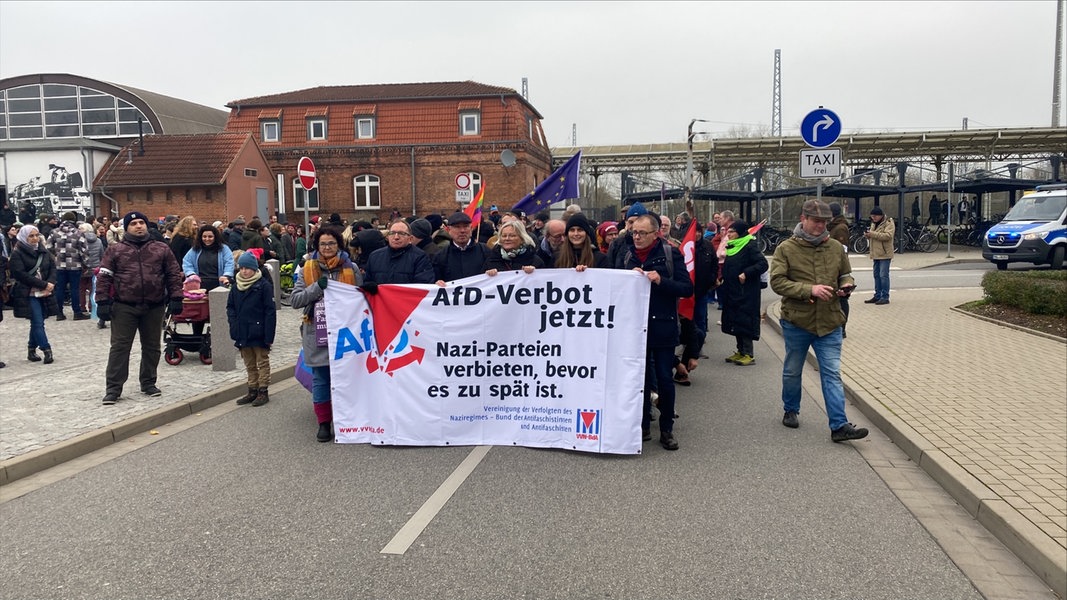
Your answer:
[334,286,430,376]
[575,409,601,441]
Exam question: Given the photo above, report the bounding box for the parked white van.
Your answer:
[982,183,1067,270]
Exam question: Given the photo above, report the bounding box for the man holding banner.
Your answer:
[621,213,693,450]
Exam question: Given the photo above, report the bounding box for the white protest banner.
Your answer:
[322,269,650,454]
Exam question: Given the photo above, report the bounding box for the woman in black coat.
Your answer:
[483,220,543,275]
[719,220,768,366]
[9,225,59,363]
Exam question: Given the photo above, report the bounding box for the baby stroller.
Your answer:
[163,275,212,365]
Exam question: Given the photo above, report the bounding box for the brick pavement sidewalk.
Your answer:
[0,305,306,462]
[766,286,1066,596]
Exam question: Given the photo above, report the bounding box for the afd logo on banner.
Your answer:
[576,409,601,441]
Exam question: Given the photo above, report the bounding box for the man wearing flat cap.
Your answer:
[95,211,184,406]
[770,199,867,443]
[431,211,489,284]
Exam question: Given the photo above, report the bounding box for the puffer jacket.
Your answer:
[770,235,854,337]
[96,235,183,307]
[868,217,895,260]
[46,220,88,270]
[227,275,276,349]
[83,231,103,270]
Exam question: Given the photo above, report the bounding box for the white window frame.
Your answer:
[293,179,320,211]
[261,120,280,142]
[460,111,480,136]
[356,117,375,139]
[307,118,327,141]
[353,174,381,209]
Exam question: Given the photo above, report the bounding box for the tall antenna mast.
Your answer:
[1053,0,1064,127]
[771,49,782,137]
[572,123,577,147]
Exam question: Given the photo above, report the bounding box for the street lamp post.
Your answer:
[686,118,712,217]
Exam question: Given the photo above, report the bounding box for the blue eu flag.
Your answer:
[511,151,581,215]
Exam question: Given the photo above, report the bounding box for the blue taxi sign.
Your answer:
[800,107,842,149]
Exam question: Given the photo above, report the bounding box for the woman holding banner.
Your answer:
[554,213,608,271]
[290,226,367,443]
[483,220,543,275]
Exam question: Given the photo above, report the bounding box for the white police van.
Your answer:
[982,183,1067,270]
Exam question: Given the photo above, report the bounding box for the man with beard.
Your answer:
[95,212,184,406]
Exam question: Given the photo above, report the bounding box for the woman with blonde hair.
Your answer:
[169,215,198,264]
[483,220,543,275]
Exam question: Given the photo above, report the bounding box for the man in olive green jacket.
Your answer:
[770,200,867,443]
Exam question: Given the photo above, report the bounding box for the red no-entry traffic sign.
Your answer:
[297,156,317,190]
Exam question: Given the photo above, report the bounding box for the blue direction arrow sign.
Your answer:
[800,107,842,149]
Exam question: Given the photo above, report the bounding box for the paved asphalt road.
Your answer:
[1,332,997,600]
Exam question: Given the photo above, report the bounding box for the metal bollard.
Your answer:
[209,286,236,371]
[264,259,281,308]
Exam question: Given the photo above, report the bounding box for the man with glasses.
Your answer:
[432,212,489,285]
[607,202,648,268]
[535,219,566,266]
[770,200,866,443]
[621,212,693,451]
[364,220,435,285]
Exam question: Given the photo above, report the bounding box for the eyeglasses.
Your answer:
[547,233,565,240]
[386,231,410,237]
[318,241,338,247]
[631,230,656,237]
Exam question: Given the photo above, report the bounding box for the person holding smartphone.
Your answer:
[770,200,865,443]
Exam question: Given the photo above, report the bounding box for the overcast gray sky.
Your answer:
[1,1,1063,147]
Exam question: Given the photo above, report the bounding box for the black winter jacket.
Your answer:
[364,244,435,285]
[621,239,693,348]
[227,275,276,349]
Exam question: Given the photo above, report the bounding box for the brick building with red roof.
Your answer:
[223,80,553,223]
[93,132,274,224]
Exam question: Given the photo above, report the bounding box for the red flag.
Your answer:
[678,218,698,320]
[464,184,485,223]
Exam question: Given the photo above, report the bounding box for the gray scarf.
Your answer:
[792,222,829,245]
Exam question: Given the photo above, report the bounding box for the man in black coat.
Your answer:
[364,220,435,285]
[432,212,488,284]
[621,213,693,451]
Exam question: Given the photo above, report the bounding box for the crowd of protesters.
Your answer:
[1,198,865,448]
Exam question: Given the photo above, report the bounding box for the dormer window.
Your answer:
[307,118,327,141]
[460,111,480,136]
[261,120,280,142]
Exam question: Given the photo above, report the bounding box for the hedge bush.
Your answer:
[982,270,1067,316]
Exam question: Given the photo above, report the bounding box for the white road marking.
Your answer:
[380,445,491,555]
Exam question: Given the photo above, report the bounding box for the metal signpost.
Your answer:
[297,156,316,226]
[799,107,843,201]
[455,172,472,205]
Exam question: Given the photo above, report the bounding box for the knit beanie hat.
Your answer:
[566,213,593,239]
[409,218,433,240]
[730,220,750,236]
[122,211,149,230]
[237,251,259,271]
[870,206,885,216]
[625,203,648,219]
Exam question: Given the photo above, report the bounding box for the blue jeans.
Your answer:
[780,320,848,431]
[311,365,332,405]
[28,297,51,350]
[55,269,85,315]
[872,259,891,301]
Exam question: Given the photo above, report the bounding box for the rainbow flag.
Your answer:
[464,184,485,223]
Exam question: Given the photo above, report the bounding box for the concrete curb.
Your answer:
[0,364,295,487]
[765,302,1065,598]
